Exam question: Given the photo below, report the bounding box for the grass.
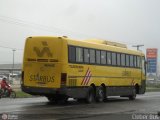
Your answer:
[146,82,160,92]
[146,87,160,92]
[146,83,160,88]
[15,91,34,98]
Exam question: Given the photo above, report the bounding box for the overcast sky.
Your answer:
[0,0,160,64]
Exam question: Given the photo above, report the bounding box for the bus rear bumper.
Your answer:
[21,85,65,96]
[21,85,88,98]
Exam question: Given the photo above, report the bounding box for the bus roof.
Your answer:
[65,37,144,56]
[85,39,127,48]
[27,36,144,56]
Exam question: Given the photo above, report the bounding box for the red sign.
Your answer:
[146,48,158,58]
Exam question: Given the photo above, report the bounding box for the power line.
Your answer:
[0,45,23,51]
[0,15,146,48]
[0,15,100,39]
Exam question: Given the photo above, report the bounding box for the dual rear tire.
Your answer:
[85,86,106,103]
[96,86,106,102]
[85,85,137,103]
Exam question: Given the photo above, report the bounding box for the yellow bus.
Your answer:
[21,36,146,103]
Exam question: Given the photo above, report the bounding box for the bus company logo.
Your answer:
[29,73,54,83]
[81,68,92,86]
[34,41,53,57]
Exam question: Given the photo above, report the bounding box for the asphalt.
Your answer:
[0,92,160,120]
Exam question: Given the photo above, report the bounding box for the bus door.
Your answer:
[140,56,146,94]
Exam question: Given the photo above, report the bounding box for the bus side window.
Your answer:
[107,52,111,65]
[126,54,130,67]
[96,50,100,64]
[117,53,121,66]
[90,49,96,64]
[137,56,140,68]
[101,51,106,64]
[134,56,137,68]
[130,55,134,67]
[112,52,116,66]
[84,48,89,63]
[76,47,83,63]
[121,54,125,67]
[69,46,76,62]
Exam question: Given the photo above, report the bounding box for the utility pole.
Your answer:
[132,45,144,51]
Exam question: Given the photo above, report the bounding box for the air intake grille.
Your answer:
[69,79,77,86]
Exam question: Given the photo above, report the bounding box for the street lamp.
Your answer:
[12,49,16,83]
[132,45,144,51]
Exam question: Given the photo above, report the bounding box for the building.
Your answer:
[0,64,21,81]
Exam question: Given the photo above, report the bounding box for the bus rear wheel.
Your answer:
[47,96,57,103]
[96,86,105,102]
[47,95,68,104]
[85,87,95,103]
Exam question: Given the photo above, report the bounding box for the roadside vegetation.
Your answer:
[146,82,160,92]
[15,91,33,98]
[12,86,34,98]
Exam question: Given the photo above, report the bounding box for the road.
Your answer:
[0,92,160,120]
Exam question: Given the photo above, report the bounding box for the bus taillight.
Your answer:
[61,73,67,86]
[21,71,24,85]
